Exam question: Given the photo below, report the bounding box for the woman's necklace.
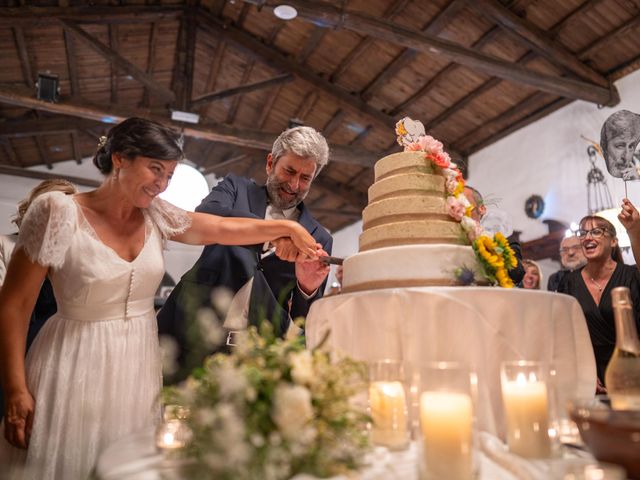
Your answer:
[590,277,604,292]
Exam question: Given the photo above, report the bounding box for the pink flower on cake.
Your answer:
[429,152,451,169]
[461,216,484,241]
[445,176,458,194]
[446,196,465,221]
[405,142,424,152]
[419,135,444,154]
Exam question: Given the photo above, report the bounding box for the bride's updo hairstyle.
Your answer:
[93,117,184,175]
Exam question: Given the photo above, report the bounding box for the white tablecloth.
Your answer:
[94,428,598,480]
[306,287,597,438]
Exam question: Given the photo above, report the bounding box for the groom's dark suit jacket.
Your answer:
[157,174,332,378]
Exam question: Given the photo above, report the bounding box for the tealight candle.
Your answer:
[369,380,409,449]
[155,419,192,451]
[420,391,473,480]
[501,362,551,458]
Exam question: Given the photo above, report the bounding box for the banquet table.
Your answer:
[94,427,605,480]
[305,287,597,438]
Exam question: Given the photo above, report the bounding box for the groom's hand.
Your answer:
[295,245,330,296]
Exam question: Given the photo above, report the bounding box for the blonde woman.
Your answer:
[521,259,543,290]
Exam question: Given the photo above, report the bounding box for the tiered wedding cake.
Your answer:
[342,119,483,292]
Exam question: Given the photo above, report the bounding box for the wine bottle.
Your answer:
[604,286,640,410]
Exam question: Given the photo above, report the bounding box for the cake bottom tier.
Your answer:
[342,244,482,292]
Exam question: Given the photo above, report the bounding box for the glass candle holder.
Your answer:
[156,404,192,451]
[501,361,551,458]
[368,359,409,450]
[417,362,475,480]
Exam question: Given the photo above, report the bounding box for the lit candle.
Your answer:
[369,380,408,449]
[155,419,191,451]
[420,391,473,480]
[501,372,551,458]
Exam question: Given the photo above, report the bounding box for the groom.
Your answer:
[158,126,332,379]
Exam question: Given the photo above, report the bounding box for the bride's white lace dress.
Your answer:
[0,191,191,480]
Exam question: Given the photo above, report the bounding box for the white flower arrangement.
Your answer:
[162,325,370,480]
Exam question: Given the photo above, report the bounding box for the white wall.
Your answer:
[328,69,640,289]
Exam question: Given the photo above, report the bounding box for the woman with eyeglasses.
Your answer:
[558,212,640,387]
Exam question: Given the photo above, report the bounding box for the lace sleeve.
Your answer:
[147,197,192,240]
[15,191,77,270]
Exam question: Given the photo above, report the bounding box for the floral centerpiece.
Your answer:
[395,117,517,287]
[162,323,370,480]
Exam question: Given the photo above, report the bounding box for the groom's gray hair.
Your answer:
[271,126,329,177]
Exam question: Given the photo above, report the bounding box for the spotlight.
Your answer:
[36,73,60,103]
[274,5,297,20]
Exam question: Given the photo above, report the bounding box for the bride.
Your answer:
[0,117,318,479]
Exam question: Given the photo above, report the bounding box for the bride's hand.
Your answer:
[289,223,317,259]
[4,389,35,449]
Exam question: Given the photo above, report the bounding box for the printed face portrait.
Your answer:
[600,110,640,181]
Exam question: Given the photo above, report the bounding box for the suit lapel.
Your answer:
[298,202,319,235]
[248,183,268,218]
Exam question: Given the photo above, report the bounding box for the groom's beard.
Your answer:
[266,175,309,210]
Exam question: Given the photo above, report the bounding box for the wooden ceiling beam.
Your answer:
[59,19,176,102]
[202,153,250,175]
[226,60,255,124]
[63,30,80,98]
[171,8,197,110]
[109,24,119,104]
[34,136,53,170]
[0,6,183,26]
[0,117,102,137]
[197,14,397,128]
[469,0,609,87]
[191,73,294,108]
[329,0,411,82]
[257,83,283,129]
[255,0,618,106]
[201,39,226,116]
[0,83,378,168]
[322,109,347,138]
[458,94,572,154]
[12,27,35,88]
[312,175,367,209]
[579,13,640,60]
[361,0,468,101]
[140,21,159,108]
[310,207,360,218]
[0,139,22,167]
[296,26,327,64]
[70,131,82,164]
[0,164,100,187]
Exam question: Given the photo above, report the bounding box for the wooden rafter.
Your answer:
[296,26,327,64]
[109,24,119,104]
[63,29,80,98]
[0,164,100,188]
[202,153,249,175]
[0,6,183,26]
[322,109,347,138]
[361,0,468,101]
[257,83,283,129]
[469,0,609,87]
[0,83,378,168]
[12,27,34,88]
[140,21,159,108]
[294,90,318,121]
[70,131,82,164]
[226,60,255,124]
[0,139,21,167]
[312,175,367,209]
[201,39,227,116]
[59,19,176,102]
[310,207,360,218]
[0,117,102,137]
[329,0,411,82]
[34,136,53,170]
[254,0,619,106]
[190,73,294,108]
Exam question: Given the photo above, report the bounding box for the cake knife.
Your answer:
[319,256,344,265]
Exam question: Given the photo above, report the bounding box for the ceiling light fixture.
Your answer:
[274,5,298,20]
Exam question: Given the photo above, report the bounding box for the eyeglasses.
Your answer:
[559,245,581,254]
[577,227,609,239]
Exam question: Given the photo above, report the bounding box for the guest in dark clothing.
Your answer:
[558,212,640,385]
[463,186,525,284]
[548,235,587,292]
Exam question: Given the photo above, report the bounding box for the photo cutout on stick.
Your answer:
[600,110,640,181]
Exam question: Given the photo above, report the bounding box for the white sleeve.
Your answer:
[146,197,192,240]
[15,191,76,270]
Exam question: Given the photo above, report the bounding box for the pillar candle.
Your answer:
[420,391,473,480]
[501,373,551,458]
[369,380,408,449]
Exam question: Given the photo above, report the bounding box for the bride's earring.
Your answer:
[113,168,120,180]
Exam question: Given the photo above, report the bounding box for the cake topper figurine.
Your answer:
[395,117,426,147]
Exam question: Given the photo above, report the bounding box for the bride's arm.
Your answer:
[171,212,318,259]
[0,249,47,449]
